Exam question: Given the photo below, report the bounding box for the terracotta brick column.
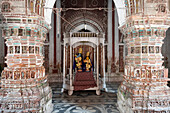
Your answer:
[117,0,170,112]
[0,1,53,112]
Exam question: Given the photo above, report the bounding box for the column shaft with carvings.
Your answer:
[0,0,53,112]
[117,0,170,112]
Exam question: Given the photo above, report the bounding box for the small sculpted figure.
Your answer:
[84,52,92,72]
[75,48,83,72]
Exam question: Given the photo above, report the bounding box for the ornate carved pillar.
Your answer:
[0,1,53,112]
[117,0,170,112]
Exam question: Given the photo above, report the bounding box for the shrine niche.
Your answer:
[62,31,106,96]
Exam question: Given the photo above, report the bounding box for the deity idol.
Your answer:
[84,52,92,72]
[74,48,83,72]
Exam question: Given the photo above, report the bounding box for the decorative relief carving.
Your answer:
[135,69,140,77]
[71,0,77,6]
[91,0,98,7]
[146,29,152,36]
[131,47,135,54]
[35,47,39,54]
[2,2,10,12]
[9,46,13,54]
[131,46,161,54]
[135,47,141,53]
[31,71,35,78]
[149,46,154,53]
[158,4,166,13]
[155,46,159,53]
[147,0,166,3]
[141,69,146,78]
[142,46,147,53]
[15,46,20,54]
[22,46,27,54]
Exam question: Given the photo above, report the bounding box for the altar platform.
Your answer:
[73,72,97,91]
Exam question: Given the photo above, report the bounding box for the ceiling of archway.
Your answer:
[61,0,107,33]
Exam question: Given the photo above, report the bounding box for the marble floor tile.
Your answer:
[50,82,121,113]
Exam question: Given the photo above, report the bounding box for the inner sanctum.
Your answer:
[0,0,170,113]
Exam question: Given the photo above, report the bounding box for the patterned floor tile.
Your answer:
[50,82,121,113]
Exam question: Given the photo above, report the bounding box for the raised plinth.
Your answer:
[0,76,53,113]
[73,72,97,91]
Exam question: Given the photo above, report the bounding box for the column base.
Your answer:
[0,79,53,113]
[68,90,73,95]
[96,89,101,95]
[117,86,170,113]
